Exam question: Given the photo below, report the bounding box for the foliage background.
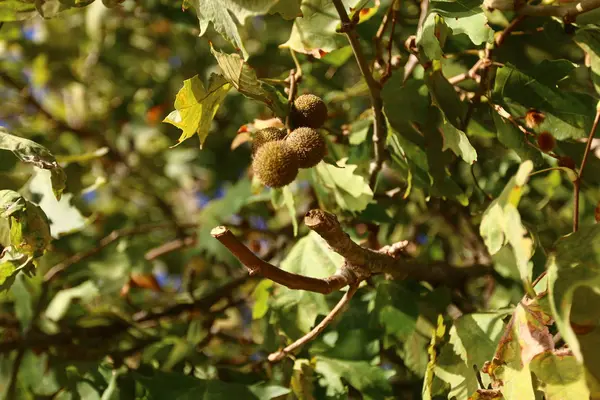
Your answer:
[0,0,600,398]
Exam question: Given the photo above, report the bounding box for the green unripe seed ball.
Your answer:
[285,127,326,168]
[252,140,299,187]
[291,94,328,129]
[252,127,287,154]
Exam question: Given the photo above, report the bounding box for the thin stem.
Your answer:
[268,284,359,362]
[403,0,429,83]
[573,108,600,232]
[332,0,386,189]
[44,222,194,281]
[285,69,298,133]
[517,0,600,21]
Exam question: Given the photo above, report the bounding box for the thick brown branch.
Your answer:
[305,209,492,283]
[304,210,393,275]
[268,284,359,362]
[211,226,348,294]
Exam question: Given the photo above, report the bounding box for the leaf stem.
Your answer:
[573,107,600,232]
[331,0,386,189]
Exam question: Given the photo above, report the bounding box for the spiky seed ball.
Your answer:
[252,140,299,187]
[537,131,556,153]
[558,156,576,170]
[252,127,287,154]
[285,127,327,168]
[291,94,328,129]
[525,109,545,129]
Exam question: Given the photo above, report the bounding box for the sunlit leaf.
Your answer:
[314,159,373,212]
[0,128,66,199]
[163,74,231,148]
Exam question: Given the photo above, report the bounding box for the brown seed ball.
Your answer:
[252,127,287,154]
[285,127,327,168]
[536,131,556,153]
[252,140,299,188]
[291,94,328,129]
[558,156,576,170]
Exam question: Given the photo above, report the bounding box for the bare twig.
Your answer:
[145,235,197,260]
[268,284,359,362]
[380,2,399,84]
[285,69,298,133]
[211,226,349,294]
[516,0,600,21]
[45,222,195,281]
[573,107,600,232]
[332,0,386,189]
[403,0,429,83]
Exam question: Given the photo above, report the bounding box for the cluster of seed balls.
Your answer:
[251,94,328,188]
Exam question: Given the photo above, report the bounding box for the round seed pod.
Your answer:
[252,140,299,188]
[536,131,556,153]
[252,127,287,154]
[290,94,328,129]
[558,156,576,170]
[285,127,326,168]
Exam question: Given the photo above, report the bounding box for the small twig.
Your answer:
[380,1,399,84]
[403,0,429,83]
[145,235,197,260]
[331,0,387,189]
[290,49,302,81]
[373,3,394,67]
[268,284,359,362]
[516,0,600,22]
[211,226,349,294]
[573,107,600,232]
[285,69,298,133]
[448,58,485,85]
[495,15,526,47]
[44,222,195,281]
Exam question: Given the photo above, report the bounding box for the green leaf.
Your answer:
[435,312,507,399]
[574,26,600,95]
[491,110,544,168]
[268,0,302,19]
[417,14,450,61]
[291,359,316,400]
[211,47,288,118]
[426,68,466,129]
[281,0,361,58]
[314,355,393,400]
[530,350,590,399]
[189,0,278,59]
[45,281,99,321]
[28,169,86,237]
[163,74,231,148]
[314,159,373,212]
[282,186,298,236]
[0,189,52,258]
[493,63,597,140]
[371,281,419,341]
[422,316,446,400]
[443,13,493,46]
[248,382,291,399]
[0,0,36,21]
[440,121,477,165]
[547,225,600,377]
[0,248,33,291]
[0,128,66,200]
[429,0,483,17]
[479,161,534,287]
[271,231,343,336]
[252,279,273,320]
[133,370,263,399]
[199,178,253,262]
[484,299,554,400]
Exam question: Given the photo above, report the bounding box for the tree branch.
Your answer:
[268,284,359,362]
[516,0,600,21]
[210,226,349,294]
[332,0,386,189]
